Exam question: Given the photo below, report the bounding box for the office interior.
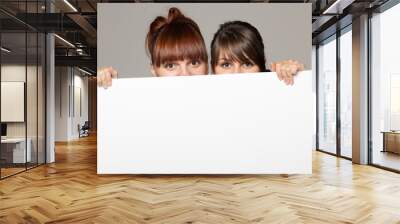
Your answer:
[0,0,400,222]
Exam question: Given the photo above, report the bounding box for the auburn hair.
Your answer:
[145,7,208,68]
[210,21,267,73]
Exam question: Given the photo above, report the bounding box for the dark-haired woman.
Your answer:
[211,21,304,85]
[98,7,208,88]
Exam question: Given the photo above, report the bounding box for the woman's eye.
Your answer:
[190,60,200,67]
[243,62,254,68]
[220,62,231,68]
[163,63,176,69]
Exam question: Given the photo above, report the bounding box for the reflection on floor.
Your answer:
[0,167,25,178]
[373,150,400,170]
[341,147,352,158]
[0,163,40,178]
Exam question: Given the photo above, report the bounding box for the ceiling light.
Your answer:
[1,47,11,53]
[78,67,93,76]
[322,0,354,14]
[323,0,341,14]
[54,34,75,48]
[63,0,78,12]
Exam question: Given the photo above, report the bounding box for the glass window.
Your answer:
[0,2,46,179]
[1,31,28,178]
[312,45,317,150]
[340,28,352,158]
[27,30,38,169]
[318,36,337,154]
[371,3,400,171]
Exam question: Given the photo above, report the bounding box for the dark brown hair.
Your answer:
[210,21,267,73]
[145,7,208,68]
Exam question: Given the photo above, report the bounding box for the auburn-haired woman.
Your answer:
[211,21,304,85]
[98,7,208,88]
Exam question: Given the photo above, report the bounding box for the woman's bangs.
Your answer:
[152,26,207,66]
[217,39,255,65]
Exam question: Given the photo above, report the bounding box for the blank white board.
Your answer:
[98,71,312,174]
[1,82,25,122]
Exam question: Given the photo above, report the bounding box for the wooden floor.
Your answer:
[1,135,400,223]
[1,163,44,178]
[373,150,400,171]
[1,167,26,178]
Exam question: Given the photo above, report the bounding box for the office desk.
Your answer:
[1,138,31,163]
[382,131,400,154]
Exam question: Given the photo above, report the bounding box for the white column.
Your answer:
[46,1,56,163]
[352,14,369,164]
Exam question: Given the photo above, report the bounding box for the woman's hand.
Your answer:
[270,60,304,85]
[97,67,118,89]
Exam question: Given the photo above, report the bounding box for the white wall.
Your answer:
[1,65,27,142]
[1,65,38,138]
[55,67,89,141]
[55,67,70,141]
[1,63,46,164]
[1,82,25,122]
[1,65,26,130]
[71,73,89,138]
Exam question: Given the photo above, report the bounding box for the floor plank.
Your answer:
[1,135,400,223]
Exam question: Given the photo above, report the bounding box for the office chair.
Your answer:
[79,121,90,138]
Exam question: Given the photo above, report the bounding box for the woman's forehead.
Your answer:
[160,57,203,63]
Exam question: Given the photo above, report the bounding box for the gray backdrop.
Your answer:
[98,3,311,77]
